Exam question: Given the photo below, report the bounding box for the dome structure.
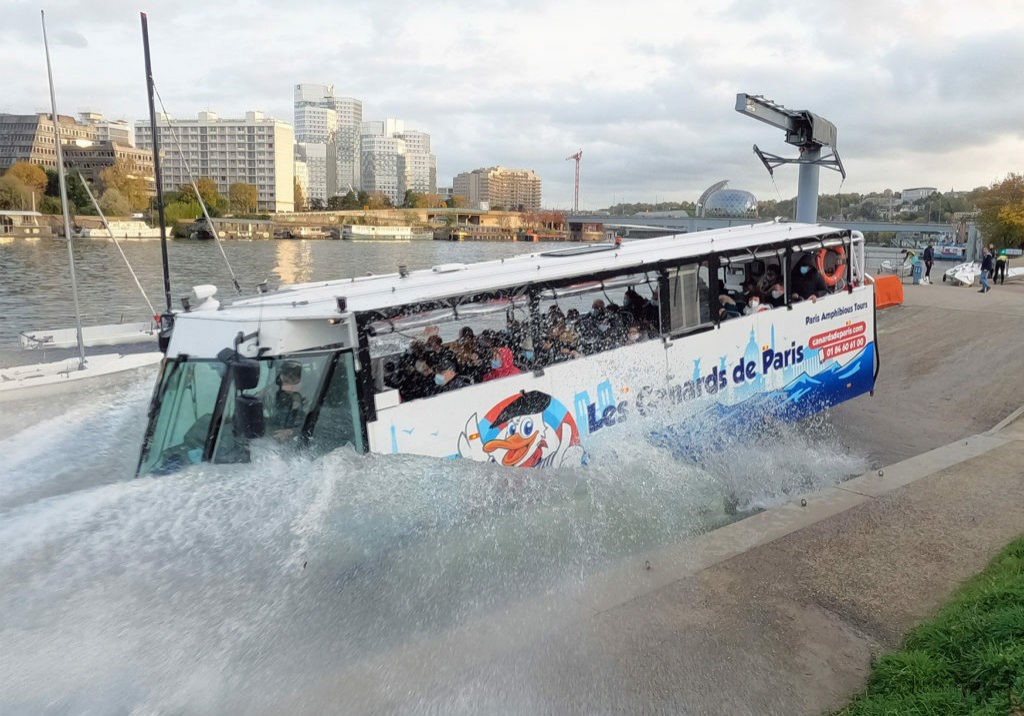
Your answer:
[702,188,758,218]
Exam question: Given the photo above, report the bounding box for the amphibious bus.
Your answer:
[136,221,876,475]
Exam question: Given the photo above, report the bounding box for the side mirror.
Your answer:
[234,395,265,439]
[233,358,261,391]
[217,348,261,391]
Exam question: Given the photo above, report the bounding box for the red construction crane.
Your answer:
[566,149,582,213]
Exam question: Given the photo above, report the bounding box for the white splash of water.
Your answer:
[0,386,868,713]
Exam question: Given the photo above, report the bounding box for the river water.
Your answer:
[0,237,869,713]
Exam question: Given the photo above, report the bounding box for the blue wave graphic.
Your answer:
[650,344,875,459]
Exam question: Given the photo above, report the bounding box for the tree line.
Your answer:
[0,159,260,227]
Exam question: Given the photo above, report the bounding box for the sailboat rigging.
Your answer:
[43,9,86,372]
[0,12,162,402]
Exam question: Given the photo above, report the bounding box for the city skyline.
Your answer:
[5,0,1024,210]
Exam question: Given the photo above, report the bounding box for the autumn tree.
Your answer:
[4,162,47,200]
[976,173,1024,249]
[0,176,29,210]
[366,192,393,210]
[326,194,346,211]
[99,187,131,216]
[293,179,306,212]
[229,182,258,213]
[420,193,447,208]
[99,158,151,212]
[447,194,468,209]
[178,177,221,208]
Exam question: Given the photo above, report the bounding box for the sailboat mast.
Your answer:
[140,12,172,316]
[40,10,86,370]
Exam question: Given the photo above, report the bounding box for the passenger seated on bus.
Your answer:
[425,334,457,367]
[578,299,615,352]
[431,357,473,393]
[766,281,786,308]
[790,255,829,301]
[483,346,522,381]
[759,264,782,294]
[626,325,644,343]
[622,287,650,324]
[452,326,486,383]
[565,307,581,326]
[742,291,769,315]
[718,293,740,320]
[544,305,565,335]
[514,335,536,369]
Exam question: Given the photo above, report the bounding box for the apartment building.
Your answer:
[453,166,542,211]
[136,110,295,212]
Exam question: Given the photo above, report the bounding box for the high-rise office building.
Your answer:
[361,119,436,205]
[0,113,98,170]
[136,110,295,212]
[294,84,362,199]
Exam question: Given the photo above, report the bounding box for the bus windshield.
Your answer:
[137,352,363,476]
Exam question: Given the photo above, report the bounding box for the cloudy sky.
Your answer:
[4,0,1024,209]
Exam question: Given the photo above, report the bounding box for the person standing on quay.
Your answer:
[994,249,1008,284]
[922,239,935,284]
[979,247,994,293]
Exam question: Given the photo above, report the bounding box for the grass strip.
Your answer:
[836,534,1024,715]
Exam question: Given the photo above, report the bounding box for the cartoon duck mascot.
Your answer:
[461,390,583,468]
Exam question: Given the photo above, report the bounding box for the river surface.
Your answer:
[0,237,869,713]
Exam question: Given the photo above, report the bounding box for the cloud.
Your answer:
[2,0,1023,208]
[55,31,88,48]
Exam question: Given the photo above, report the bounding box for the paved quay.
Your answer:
[306,275,1024,715]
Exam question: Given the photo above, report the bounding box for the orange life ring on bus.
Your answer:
[817,246,846,286]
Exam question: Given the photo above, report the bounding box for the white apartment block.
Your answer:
[900,187,937,204]
[136,110,295,212]
[78,111,133,146]
[453,166,542,211]
[360,121,437,204]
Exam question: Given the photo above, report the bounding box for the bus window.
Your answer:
[666,265,709,334]
[138,359,226,475]
[534,272,658,364]
[308,352,364,455]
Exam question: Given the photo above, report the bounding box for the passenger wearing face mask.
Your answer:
[767,281,787,308]
[482,346,522,382]
[742,291,769,315]
[790,256,829,302]
[430,357,473,393]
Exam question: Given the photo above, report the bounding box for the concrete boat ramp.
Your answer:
[302,279,1024,715]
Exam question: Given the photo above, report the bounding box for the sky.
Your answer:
[4,0,1024,210]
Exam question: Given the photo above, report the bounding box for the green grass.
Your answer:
[836,535,1024,716]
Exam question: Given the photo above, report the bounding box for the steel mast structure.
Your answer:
[566,149,582,213]
[735,93,845,223]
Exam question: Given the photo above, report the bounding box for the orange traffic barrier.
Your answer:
[871,274,904,308]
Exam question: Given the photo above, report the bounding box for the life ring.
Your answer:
[817,246,846,286]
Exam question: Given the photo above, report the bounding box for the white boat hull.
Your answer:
[0,352,163,403]
[19,321,157,350]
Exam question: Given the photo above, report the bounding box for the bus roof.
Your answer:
[199,221,852,323]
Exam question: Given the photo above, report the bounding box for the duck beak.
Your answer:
[483,432,538,466]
